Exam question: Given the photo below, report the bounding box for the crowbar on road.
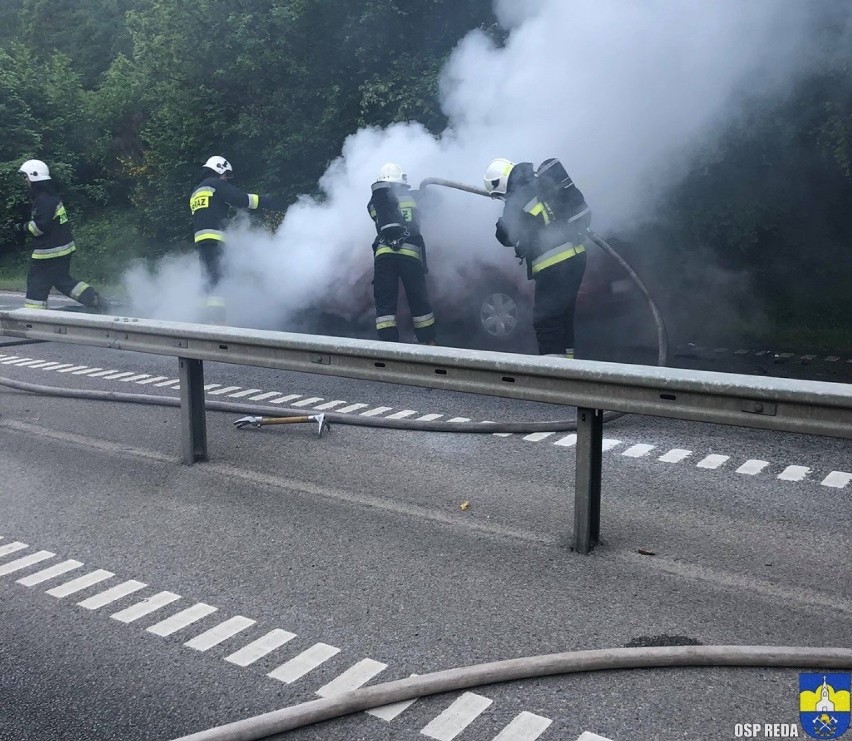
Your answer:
[233,413,330,438]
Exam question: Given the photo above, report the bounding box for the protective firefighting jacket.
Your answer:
[190,176,265,244]
[495,162,587,280]
[24,192,76,260]
[367,184,429,273]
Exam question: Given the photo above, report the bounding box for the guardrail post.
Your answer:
[573,407,603,554]
[179,357,208,464]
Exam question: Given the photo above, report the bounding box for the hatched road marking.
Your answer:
[420,692,493,740]
[492,712,553,740]
[268,642,341,684]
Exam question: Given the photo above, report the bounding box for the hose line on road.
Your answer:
[0,375,620,433]
[172,645,852,741]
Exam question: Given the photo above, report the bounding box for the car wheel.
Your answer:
[479,290,521,340]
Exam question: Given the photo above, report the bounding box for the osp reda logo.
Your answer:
[800,673,851,739]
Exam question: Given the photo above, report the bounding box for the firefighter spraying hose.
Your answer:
[0,171,665,434]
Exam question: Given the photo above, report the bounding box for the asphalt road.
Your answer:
[0,296,850,741]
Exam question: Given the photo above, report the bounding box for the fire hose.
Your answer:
[171,645,852,740]
[0,179,666,435]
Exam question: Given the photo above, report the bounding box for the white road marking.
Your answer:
[336,403,369,413]
[227,388,264,398]
[57,365,90,373]
[361,406,393,417]
[825,356,840,362]
[269,394,302,404]
[46,569,114,598]
[268,643,341,684]
[491,711,553,740]
[778,465,810,482]
[2,358,37,365]
[736,460,769,475]
[120,374,152,383]
[224,629,297,666]
[0,550,55,576]
[292,397,324,407]
[0,542,29,558]
[42,363,74,370]
[316,658,388,697]
[247,391,283,401]
[100,371,136,380]
[111,591,181,623]
[522,432,555,442]
[622,444,655,457]
[420,692,493,740]
[25,360,61,368]
[601,439,622,451]
[576,734,614,741]
[386,410,418,419]
[17,559,83,586]
[77,580,147,610]
[184,615,256,651]
[314,400,347,410]
[154,379,180,387]
[446,417,471,423]
[658,448,691,463]
[207,385,242,395]
[416,413,443,421]
[71,367,103,375]
[483,421,511,437]
[366,674,419,720]
[822,471,852,488]
[136,376,169,385]
[554,433,577,447]
[204,383,221,391]
[86,369,122,378]
[697,454,729,469]
[147,603,217,636]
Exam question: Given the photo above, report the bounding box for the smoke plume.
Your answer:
[125,0,823,341]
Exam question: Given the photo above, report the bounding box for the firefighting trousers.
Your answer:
[532,250,587,355]
[197,239,224,291]
[373,254,436,343]
[25,254,100,309]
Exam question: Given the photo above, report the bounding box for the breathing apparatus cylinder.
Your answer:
[370,181,408,248]
[536,158,591,237]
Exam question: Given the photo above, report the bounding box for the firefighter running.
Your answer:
[189,155,285,321]
[14,159,107,312]
[368,162,437,345]
[483,157,590,358]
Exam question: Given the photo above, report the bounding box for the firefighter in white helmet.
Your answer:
[483,156,590,358]
[367,162,437,344]
[189,155,285,321]
[13,159,107,312]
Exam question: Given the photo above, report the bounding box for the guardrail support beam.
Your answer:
[179,357,208,464]
[573,407,603,554]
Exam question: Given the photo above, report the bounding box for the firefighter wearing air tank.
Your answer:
[15,159,106,312]
[483,157,590,357]
[367,163,437,344]
[189,156,284,316]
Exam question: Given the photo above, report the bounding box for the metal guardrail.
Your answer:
[2,308,852,553]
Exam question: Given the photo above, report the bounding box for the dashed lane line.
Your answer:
[111,591,182,623]
[316,658,388,697]
[0,542,29,558]
[267,642,341,684]
[77,580,147,610]
[146,603,218,636]
[0,550,55,576]
[224,629,296,666]
[421,692,493,740]
[184,615,256,651]
[46,569,114,598]
[17,559,83,586]
[4,356,851,492]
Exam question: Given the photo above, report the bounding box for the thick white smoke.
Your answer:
[125,0,817,334]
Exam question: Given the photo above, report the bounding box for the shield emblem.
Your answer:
[800,672,851,739]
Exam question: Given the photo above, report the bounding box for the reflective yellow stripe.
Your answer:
[190,187,215,213]
[531,243,585,274]
[527,201,551,225]
[195,230,226,242]
[376,314,397,329]
[70,282,90,299]
[31,243,76,259]
[247,194,259,210]
[24,300,47,309]
[27,221,43,237]
[375,245,422,260]
[206,296,226,308]
[413,313,434,328]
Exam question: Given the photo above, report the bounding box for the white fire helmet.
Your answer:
[377,162,407,184]
[19,159,51,182]
[483,158,515,197]
[203,156,233,176]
